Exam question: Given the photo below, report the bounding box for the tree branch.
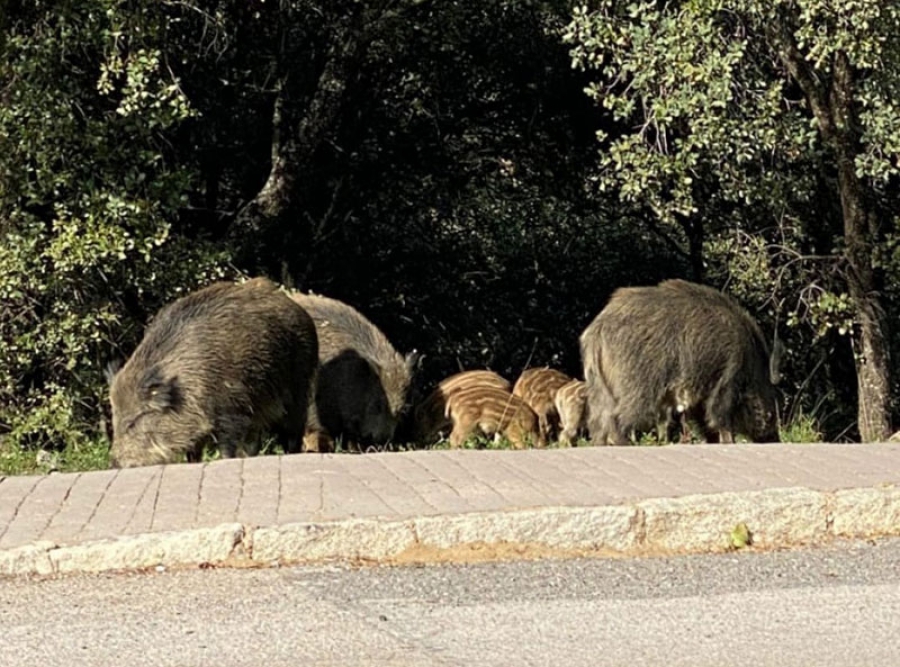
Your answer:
[768,11,836,143]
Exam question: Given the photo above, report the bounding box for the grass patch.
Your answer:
[11,421,824,478]
[779,411,824,443]
[427,433,590,450]
[0,438,110,476]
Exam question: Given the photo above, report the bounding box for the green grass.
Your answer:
[0,438,110,476]
[427,433,588,450]
[778,411,825,443]
[0,414,825,477]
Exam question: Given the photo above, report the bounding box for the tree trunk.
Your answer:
[230,8,368,272]
[773,20,892,441]
[831,55,892,441]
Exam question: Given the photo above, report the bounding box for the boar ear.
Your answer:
[405,349,425,372]
[140,368,182,412]
[104,359,123,385]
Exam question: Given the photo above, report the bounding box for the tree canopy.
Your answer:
[0,0,898,452]
[566,0,900,440]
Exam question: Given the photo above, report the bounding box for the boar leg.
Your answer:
[704,380,738,444]
[213,415,256,459]
[505,425,527,450]
[242,430,263,457]
[590,419,614,446]
[535,410,553,443]
[608,411,636,446]
[302,429,334,453]
[587,402,619,445]
[275,390,311,455]
[449,419,478,449]
[185,443,204,463]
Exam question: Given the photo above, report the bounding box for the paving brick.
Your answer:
[42,470,119,543]
[0,474,79,549]
[494,449,618,507]
[83,466,161,541]
[378,452,474,516]
[151,463,205,532]
[443,451,562,509]
[196,458,243,526]
[413,451,510,511]
[120,466,165,537]
[0,476,43,537]
[341,453,437,518]
[277,454,333,524]
[318,456,399,520]
[236,456,281,526]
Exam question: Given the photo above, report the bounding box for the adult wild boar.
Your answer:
[512,367,574,441]
[108,278,318,467]
[580,279,781,445]
[290,292,418,449]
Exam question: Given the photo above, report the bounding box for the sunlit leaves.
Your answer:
[0,1,227,448]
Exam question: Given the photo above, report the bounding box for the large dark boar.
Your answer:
[580,279,781,445]
[290,292,418,449]
[108,278,318,467]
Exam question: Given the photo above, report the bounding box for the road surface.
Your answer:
[3,537,899,666]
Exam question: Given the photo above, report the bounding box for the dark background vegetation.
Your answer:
[1,0,898,455]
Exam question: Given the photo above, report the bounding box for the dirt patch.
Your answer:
[365,536,856,568]
[379,540,700,566]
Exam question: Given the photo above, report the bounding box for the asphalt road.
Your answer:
[3,537,900,666]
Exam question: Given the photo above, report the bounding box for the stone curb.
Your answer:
[0,525,245,577]
[3,485,900,577]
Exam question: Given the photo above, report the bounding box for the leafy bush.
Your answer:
[0,2,229,449]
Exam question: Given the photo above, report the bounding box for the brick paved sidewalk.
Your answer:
[2,443,899,553]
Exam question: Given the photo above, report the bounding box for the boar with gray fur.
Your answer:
[290,292,418,448]
[415,384,544,449]
[512,367,574,441]
[580,279,781,446]
[554,379,587,446]
[108,278,318,467]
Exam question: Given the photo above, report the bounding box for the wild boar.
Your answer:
[409,369,510,444]
[415,384,544,449]
[437,370,511,396]
[290,292,418,449]
[554,379,587,446]
[512,367,574,441]
[108,278,318,467]
[580,279,781,446]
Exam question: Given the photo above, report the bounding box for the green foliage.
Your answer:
[3,0,897,465]
[0,2,229,450]
[0,436,110,476]
[730,522,752,549]
[779,411,825,444]
[565,0,900,438]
